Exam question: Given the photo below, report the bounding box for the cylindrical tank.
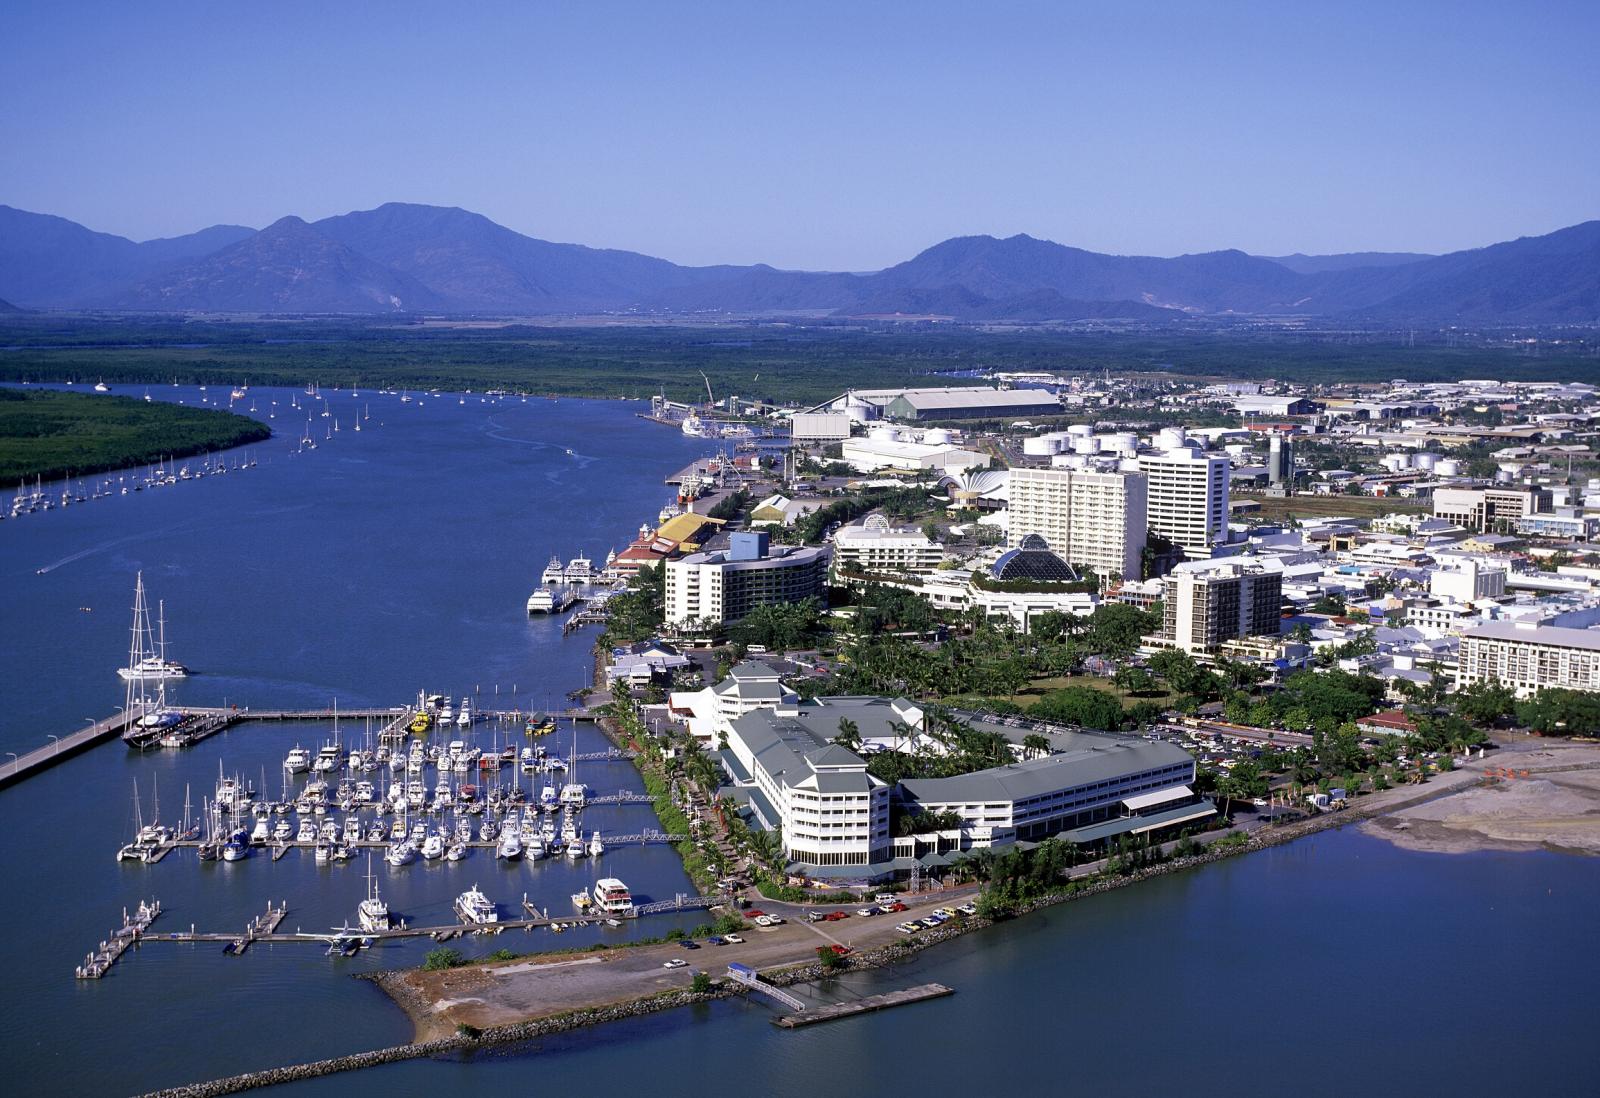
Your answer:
[1073,437,1099,455]
[1494,469,1515,483]
[1022,436,1059,457]
[1052,453,1090,470]
[1067,424,1094,438]
[923,428,953,446]
[1105,431,1138,455]
[1413,452,1438,471]
[871,425,899,443]
[1380,453,1410,473]
[1157,426,1187,450]
[1434,459,1462,477]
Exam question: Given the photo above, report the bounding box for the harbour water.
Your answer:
[2,386,1596,1097]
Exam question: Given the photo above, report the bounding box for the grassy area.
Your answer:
[0,388,271,488]
[2,319,1597,407]
[992,673,1177,711]
[1241,493,1428,523]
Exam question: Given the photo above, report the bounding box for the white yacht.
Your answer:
[525,832,545,859]
[496,831,523,860]
[588,831,605,858]
[313,744,343,774]
[560,781,587,808]
[564,555,597,584]
[454,886,498,925]
[250,817,270,845]
[385,840,417,867]
[283,746,312,774]
[456,700,472,728]
[591,878,634,916]
[118,653,189,681]
[296,819,317,843]
[681,413,707,437]
[421,832,444,860]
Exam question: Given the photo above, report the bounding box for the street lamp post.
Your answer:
[48,734,61,756]
[5,752,16,775]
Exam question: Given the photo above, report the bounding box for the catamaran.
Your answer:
[118,574,189,681]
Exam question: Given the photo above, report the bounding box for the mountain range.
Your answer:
[1,202,1595,324]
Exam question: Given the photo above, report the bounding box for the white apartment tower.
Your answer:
[1007,467,1147,580]
[1138,447,1230,556]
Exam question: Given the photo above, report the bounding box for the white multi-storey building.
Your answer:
[1138,447,1230,556]
[1007,467,1147,580]
[1155,557,1283,656]
[664,532,830,628]
[1456,621,1600,697]
[832,515,945,576]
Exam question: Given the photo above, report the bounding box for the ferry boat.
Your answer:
[118,653,189,681]
[540,554,566,585]
[455,886,498,925]
[591,878,634,916]
[681,413,707,437]
[563,555,597,585]
[283,746,312,774]
[527,585,578,614]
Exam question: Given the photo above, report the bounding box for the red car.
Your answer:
[887,902,908,913]
[828,944,852,956]
[746,909,766,918]
[823,911,850,922]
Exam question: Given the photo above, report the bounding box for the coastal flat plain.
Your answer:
[1,383,1596,1098]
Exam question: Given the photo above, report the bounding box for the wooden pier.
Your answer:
[772,983,955,1028]
[74,899,161,979]
[225,901,288,955]
[3,710,138,789]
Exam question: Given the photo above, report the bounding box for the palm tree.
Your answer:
[748,827,784,871]
[833,718,862,752]
[1022,733,1050,760]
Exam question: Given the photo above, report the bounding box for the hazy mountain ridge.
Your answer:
[0,202,1594,323]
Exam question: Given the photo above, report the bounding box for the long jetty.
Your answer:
[772,983,955,1028]
[2,705,618,791]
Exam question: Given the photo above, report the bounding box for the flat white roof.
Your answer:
[1463,621,1600,650]
[1122,785,1193,812]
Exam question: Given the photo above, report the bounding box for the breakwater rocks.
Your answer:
[140,985,731,1098]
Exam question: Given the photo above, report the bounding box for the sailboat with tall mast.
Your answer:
[118,574,188,680]
[121,573,182,748]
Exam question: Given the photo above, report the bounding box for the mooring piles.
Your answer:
[75,898,162,979]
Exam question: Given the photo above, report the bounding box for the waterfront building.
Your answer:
[809,385,1061,422]
[719,695,1206,875]
[1456,620,1600,696]
[664,532,830,628]
[899,735,1205,846]
[1138,447,1230,556]
[1516,509,1600,541]
[1006,467,1147,580]
[839,434,989,474]
[832,515,945,576]
[790,411,852,443]
[1153,557,1283,656]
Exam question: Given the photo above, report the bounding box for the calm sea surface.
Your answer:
[1,386,1595,1097]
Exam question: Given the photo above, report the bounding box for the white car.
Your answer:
[753,915,774,927]
[661,958,689,969]
[896,921,920,934]
[856,908,877,917]
[723,933,744,944]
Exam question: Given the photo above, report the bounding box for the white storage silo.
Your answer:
[1433,459,1462,477]
[1022,435,1060,457]
[1413,452,1438,471]
[923,428,953,446]
[1157,426,1187,450]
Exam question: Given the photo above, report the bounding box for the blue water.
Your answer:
[0,386,716,1095]
[3,386,1596,1097]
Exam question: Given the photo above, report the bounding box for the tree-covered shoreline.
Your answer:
[0,389,271,488]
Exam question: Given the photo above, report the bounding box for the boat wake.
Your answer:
[32,504,314,575]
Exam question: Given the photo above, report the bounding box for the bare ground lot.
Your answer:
[381,886,976,1041]
[1363,743,1600,856]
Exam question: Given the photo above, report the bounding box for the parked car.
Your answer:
[753,915,775,927]
[682,941,701,950]
[856,908,877,917]
[705,936,725,946]
[957,902,977,917]
[723,934,744,944]
[828,944,852,956]
[821,911,847,922]
[896,922,920,934]
[662,958,688,969]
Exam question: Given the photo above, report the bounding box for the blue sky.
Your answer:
[4,1,1596,269]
